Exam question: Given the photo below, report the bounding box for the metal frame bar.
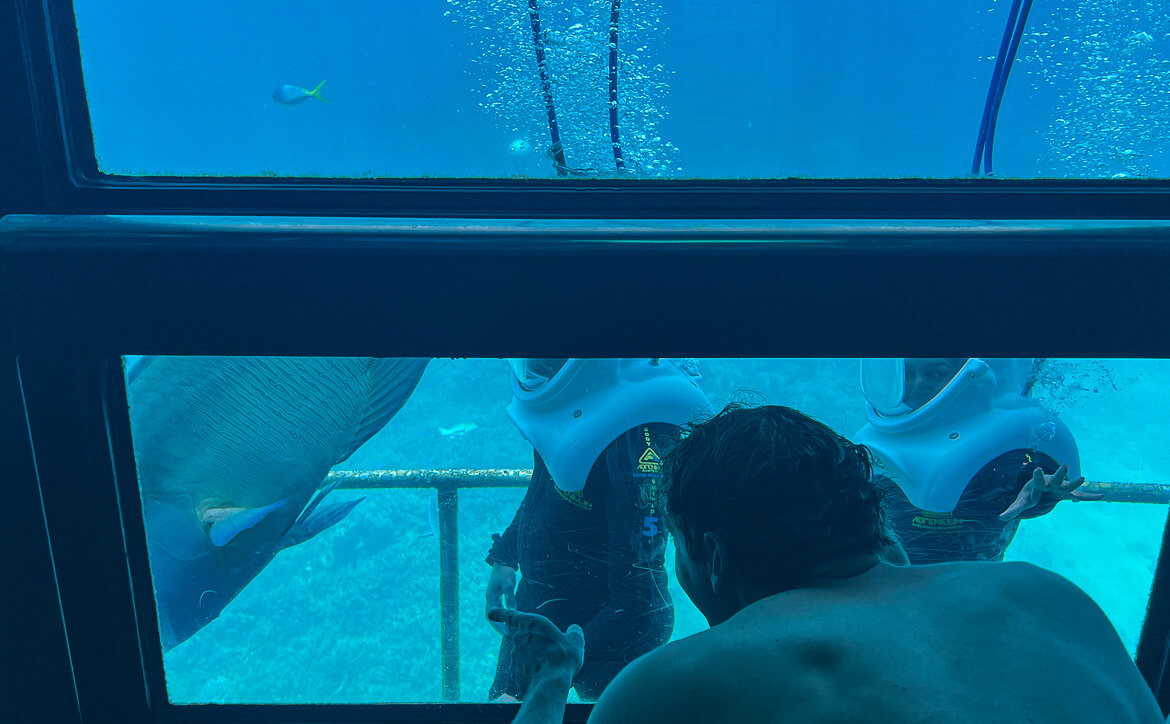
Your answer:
[16,357,154,722]
[1,356,81,723]
[3,0,1170,715]
[7,215,1170,360]
[1138,513,1170,716]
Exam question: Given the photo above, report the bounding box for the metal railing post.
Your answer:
[437,481,460,701]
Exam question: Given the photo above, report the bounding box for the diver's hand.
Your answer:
[999,465,1103,520]
[487,608,584,696]
[486,563,518,634]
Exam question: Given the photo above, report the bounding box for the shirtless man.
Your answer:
[490,403,1162,724]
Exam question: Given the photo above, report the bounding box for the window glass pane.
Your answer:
[75,1,1170,179]
[123,356,1166,704]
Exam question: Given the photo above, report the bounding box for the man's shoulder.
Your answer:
[587,633,721,724]
[907,560,1088,609]
[919,561,1120,644]
[588,622,810,724]
[991,561,1117,624]
[608,632,714,690]
[933,560,1088,599]
[912,559,1065,586]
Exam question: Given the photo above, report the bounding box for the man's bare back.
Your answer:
[588,561,1162,724]
[495,406,1162,724]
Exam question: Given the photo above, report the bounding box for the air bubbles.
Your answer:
[1036,0,1169,178]
[446,0,679,178]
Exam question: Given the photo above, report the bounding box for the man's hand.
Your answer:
[999,465,1103,520]
[487,608,585,696]
[486,563,518,635]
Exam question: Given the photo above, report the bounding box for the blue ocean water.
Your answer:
[69,0,1170,704]
[73,0,1170,178]
[154,358,1167,703]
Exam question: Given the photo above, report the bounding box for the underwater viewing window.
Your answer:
[8,214,1170,720]
[120,355,1168,705]
[69,0,1170,180]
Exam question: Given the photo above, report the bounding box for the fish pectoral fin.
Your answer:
[309,80,328,104]
[281,496,365,550]
[203,499,289,547]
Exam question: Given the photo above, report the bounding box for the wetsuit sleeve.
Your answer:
[878,450,1062,565]
[485,454,541,569]
[577,426,673,675]
[485,528,521,569]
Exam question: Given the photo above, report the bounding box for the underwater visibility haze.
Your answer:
[73,0,1170,179]
[122,358,1169,703]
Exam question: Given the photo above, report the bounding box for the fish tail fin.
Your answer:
[281,496,364,549]
[309,80,329,104]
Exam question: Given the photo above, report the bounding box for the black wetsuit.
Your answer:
[876,449,1060,564]
[486,423,676,700]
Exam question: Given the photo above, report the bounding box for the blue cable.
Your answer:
[983,0,1033,175]
[972,0,1032,175]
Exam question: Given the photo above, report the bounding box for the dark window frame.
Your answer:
[4,1,1170,721]
[5,216,1170,723]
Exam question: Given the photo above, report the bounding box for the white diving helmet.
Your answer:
[505,358,713,492]
[854,358,1079,513]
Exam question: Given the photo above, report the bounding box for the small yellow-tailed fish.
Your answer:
[272,80,328,105]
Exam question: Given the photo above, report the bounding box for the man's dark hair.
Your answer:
[660,402,893,588]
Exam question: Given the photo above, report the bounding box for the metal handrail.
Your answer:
[328,468,1170,502]
[325,469,1170,700]
[327,469,531,700]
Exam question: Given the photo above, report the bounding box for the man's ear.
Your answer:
[880,536,911,567]
[703,531,728,594]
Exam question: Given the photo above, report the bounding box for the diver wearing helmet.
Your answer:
[484,358,712,701]
[854,358,1101,564]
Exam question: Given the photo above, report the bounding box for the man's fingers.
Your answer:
[566,624,585,646]
[487,607,512,636]
[1049,465,1068,487]
[998,503,1023,520]
[486,587,517,613]
[1000,482,1044,520]
[1071,490,1105,501]
[487,607,519,625]
[489,608,559,633]
[1061,474,1086,492]
[486,594,509,634]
